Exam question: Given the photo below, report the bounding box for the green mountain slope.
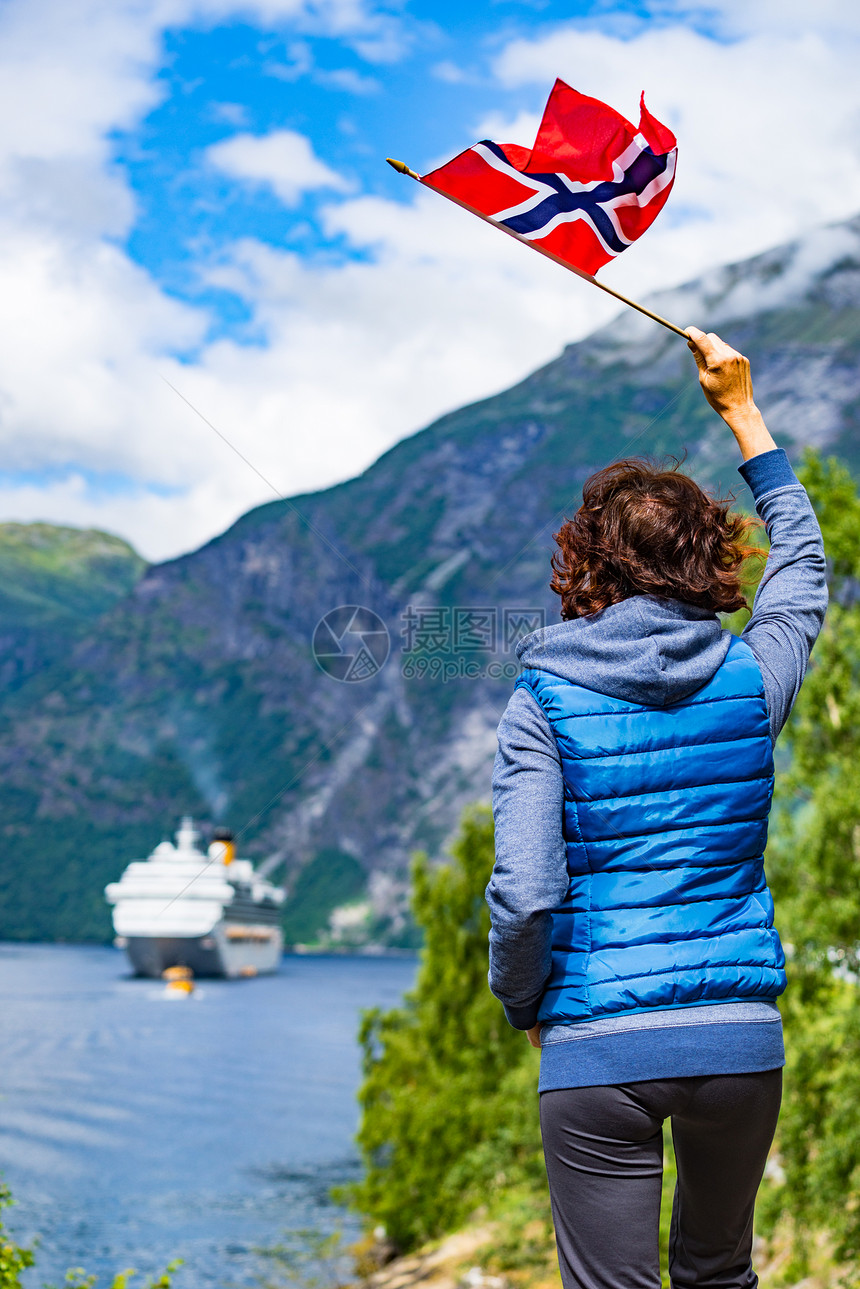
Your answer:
[1,217,859,942]
[0,523,146,694]
[0,523,146,626]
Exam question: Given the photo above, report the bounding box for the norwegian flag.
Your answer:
[421,79,677,278]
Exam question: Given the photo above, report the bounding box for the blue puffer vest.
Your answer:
[517,635,786,1024]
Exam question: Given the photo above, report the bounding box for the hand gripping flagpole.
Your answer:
[386,157,688,340]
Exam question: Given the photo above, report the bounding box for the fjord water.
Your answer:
[0,945,416,1287]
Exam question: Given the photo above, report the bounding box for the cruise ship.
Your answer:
[105,818,285,978]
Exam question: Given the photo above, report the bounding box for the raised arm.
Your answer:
[686,327,828,740]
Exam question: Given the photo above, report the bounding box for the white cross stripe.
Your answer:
[516,207,630,256]
[470,135,677,260]
[471,143,560,223]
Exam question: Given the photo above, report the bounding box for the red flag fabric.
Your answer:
[421,79,677,277]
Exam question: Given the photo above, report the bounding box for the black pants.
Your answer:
[540,1070,782,1289]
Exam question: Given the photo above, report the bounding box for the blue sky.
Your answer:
[0,0,858,559]
[117,1,663,343]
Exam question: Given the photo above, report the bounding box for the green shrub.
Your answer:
[760,452,860,1275]
[0,1181,34,1289]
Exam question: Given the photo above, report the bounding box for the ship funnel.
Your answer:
[176,816,201,852]
[209,827,235,866]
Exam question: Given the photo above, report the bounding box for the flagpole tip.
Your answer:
[386,157,421,180]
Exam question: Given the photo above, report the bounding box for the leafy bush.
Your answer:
[0,1181,34,1289]
[761,452,860,1274]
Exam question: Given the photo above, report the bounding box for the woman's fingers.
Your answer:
[685,325,711,372]
[686,327,749,381]
[686,326,767,451]
[687,326,742,368]
[685,326,755,423]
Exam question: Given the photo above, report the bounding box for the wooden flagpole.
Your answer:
[386,157,689,340]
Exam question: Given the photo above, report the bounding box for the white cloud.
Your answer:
[208,101,251,127]
[0,473,233,562]
[197,0,407,52]
[652,0,860,39]
[263,39,314,81]
[471,108,541,148]
[314,67,380,93]
[432,60,468,84]
[207,129,351,206]
[261,40,381,91]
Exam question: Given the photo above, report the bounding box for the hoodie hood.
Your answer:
[516,596,732,707]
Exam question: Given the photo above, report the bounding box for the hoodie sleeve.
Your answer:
[487,685,569,1029]
[739,448,828,742]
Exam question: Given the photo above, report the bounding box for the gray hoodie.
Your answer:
[487,448,827,1090]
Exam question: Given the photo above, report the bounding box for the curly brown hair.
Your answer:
[550,458,763,620]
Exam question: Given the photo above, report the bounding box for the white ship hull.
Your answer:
[123,922,284,979]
